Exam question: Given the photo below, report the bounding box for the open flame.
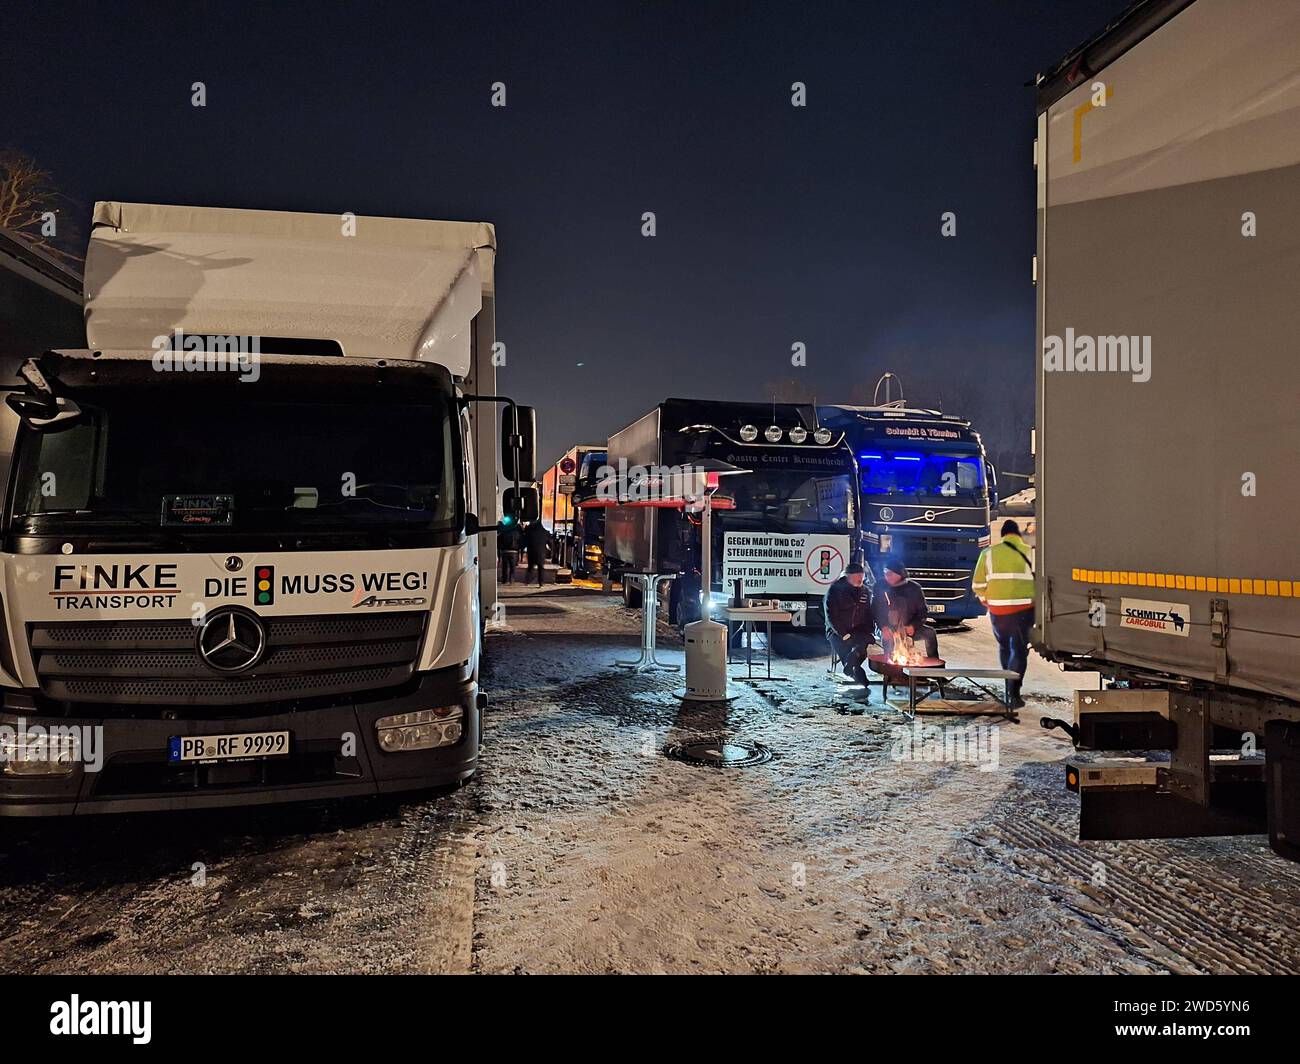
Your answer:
[885,628,928,667]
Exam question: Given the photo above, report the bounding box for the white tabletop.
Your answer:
[720,606,793,622]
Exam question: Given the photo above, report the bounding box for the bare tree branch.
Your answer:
[0,149,85,265]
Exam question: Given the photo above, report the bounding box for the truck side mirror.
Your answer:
[501,405,537,483]
[5,392,84,433]
[502,485,539,525]
[986,462,999,511]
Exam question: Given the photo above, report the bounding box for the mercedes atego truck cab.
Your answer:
[0,203,537,815]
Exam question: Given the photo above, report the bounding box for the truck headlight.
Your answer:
[376,707,465,752]
[0,731,78,776]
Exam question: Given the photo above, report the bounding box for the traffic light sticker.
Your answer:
[805,543,843,586]
[254,566,275,606]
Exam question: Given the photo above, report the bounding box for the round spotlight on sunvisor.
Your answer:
[813,428,833,444]
[788,426,808,443]
[739,424,759,442]
[764,426,783,443]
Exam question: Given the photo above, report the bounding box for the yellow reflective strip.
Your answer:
[1073,568,1296,595]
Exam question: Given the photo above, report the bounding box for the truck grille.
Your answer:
[907,567,975,603]
[29,613,426,706]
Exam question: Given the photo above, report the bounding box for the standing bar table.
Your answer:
[616,572,681,671]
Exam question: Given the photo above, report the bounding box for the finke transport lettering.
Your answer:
[52,563,181,610]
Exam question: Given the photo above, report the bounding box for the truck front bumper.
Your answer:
[0,669,480,816]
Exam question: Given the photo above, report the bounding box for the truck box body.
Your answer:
[1036,0,1300,706]
[604,409,663,577]
[0,203,517,815]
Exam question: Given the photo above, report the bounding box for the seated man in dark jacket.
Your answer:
[871,559,939,660]
[824,562,873,684]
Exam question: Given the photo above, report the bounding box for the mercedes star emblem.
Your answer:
[197,607,267,673]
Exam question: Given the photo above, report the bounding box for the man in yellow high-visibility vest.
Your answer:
[972,520,1035,709]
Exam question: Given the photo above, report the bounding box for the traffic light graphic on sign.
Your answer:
[255,566,275,606]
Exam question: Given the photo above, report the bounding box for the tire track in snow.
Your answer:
[983,811,1300,973]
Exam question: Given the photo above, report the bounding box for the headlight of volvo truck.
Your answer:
[375,707,465,752]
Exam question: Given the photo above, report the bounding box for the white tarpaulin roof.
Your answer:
[84,202,495,377]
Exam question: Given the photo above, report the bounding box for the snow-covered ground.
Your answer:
[471,584,1300,974]
[1,581,1298,974]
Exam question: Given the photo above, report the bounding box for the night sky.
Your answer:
[3,0,1123,470]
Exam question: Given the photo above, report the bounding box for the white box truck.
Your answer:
[0,202,536,814]
[1033,0,1300,854]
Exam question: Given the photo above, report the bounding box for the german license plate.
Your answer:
[931,604,946,613]
[168,730,290,763]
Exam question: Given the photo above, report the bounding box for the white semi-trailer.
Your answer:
[1033,0,1300,855]
[0,202,536,813]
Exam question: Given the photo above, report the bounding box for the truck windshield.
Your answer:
[720,471,855,531]
[11,392,459,533]
[859,451,984,499]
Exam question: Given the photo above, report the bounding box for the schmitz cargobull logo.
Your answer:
[1120,597,1190,637]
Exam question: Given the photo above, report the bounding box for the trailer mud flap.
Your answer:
[1266,721,1300,860]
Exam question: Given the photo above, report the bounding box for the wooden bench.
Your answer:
[899,667,1021,719]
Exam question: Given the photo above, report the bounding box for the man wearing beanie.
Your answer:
[824,562,872,684]
[870,558,939,660]
[973,519,1036,709]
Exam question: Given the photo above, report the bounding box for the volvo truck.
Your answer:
[1033,0,1300,856]
[0,202,536,814]
[819,402,995,623]
[603,399,860,629]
